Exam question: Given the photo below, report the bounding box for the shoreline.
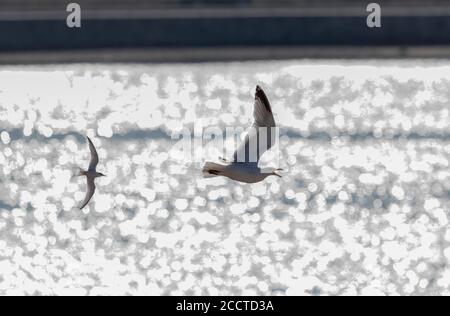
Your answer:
[0,6,449,62]
[1,46,450,64]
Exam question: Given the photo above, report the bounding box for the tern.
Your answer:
[78,137,105,210]
[202,85,282,183]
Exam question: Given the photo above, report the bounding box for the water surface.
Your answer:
[0,60,449,295]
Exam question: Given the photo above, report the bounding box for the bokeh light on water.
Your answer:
[0,60,449,295]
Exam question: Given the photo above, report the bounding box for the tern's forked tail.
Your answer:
[202,162,227,178]
[78,168,87,177]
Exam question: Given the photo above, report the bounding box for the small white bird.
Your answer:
[78,137,105,210]
[202,85,282,183]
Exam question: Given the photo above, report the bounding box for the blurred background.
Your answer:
[2,0,448,9]
[0,0,450,63]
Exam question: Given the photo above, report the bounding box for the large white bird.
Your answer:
[78,137,105,210]
[202,85,282,183]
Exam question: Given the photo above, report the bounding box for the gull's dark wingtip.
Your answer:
[256,85,265,96]
[255,85,272,113]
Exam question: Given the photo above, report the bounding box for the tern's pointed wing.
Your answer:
[233,86,276,164]
[79,177,96,210]
[87,137,99,172]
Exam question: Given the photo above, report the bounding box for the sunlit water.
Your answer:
[0,60,449,296]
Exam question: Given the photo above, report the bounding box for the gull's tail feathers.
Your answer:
[202,162,227,178]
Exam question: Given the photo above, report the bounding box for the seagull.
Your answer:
[202,85,282,183]
[78,137,105,210]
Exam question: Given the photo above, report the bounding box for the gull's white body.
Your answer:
[78,137,105,210]
[202,86,282,183]
[203,162,276,184]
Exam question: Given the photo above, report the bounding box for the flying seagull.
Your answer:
[78,137,105,210]
[202,85,282,183]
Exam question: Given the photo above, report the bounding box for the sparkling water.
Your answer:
[0,60,449,295]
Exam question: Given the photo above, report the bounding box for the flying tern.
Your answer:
[78,137,105,210]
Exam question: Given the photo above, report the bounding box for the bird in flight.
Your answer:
[202,85,283,183]
[78,137,105,210]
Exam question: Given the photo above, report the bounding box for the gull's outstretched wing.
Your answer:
[87,137,99,172]
[233,85,276,164]
[79,177,96,210]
